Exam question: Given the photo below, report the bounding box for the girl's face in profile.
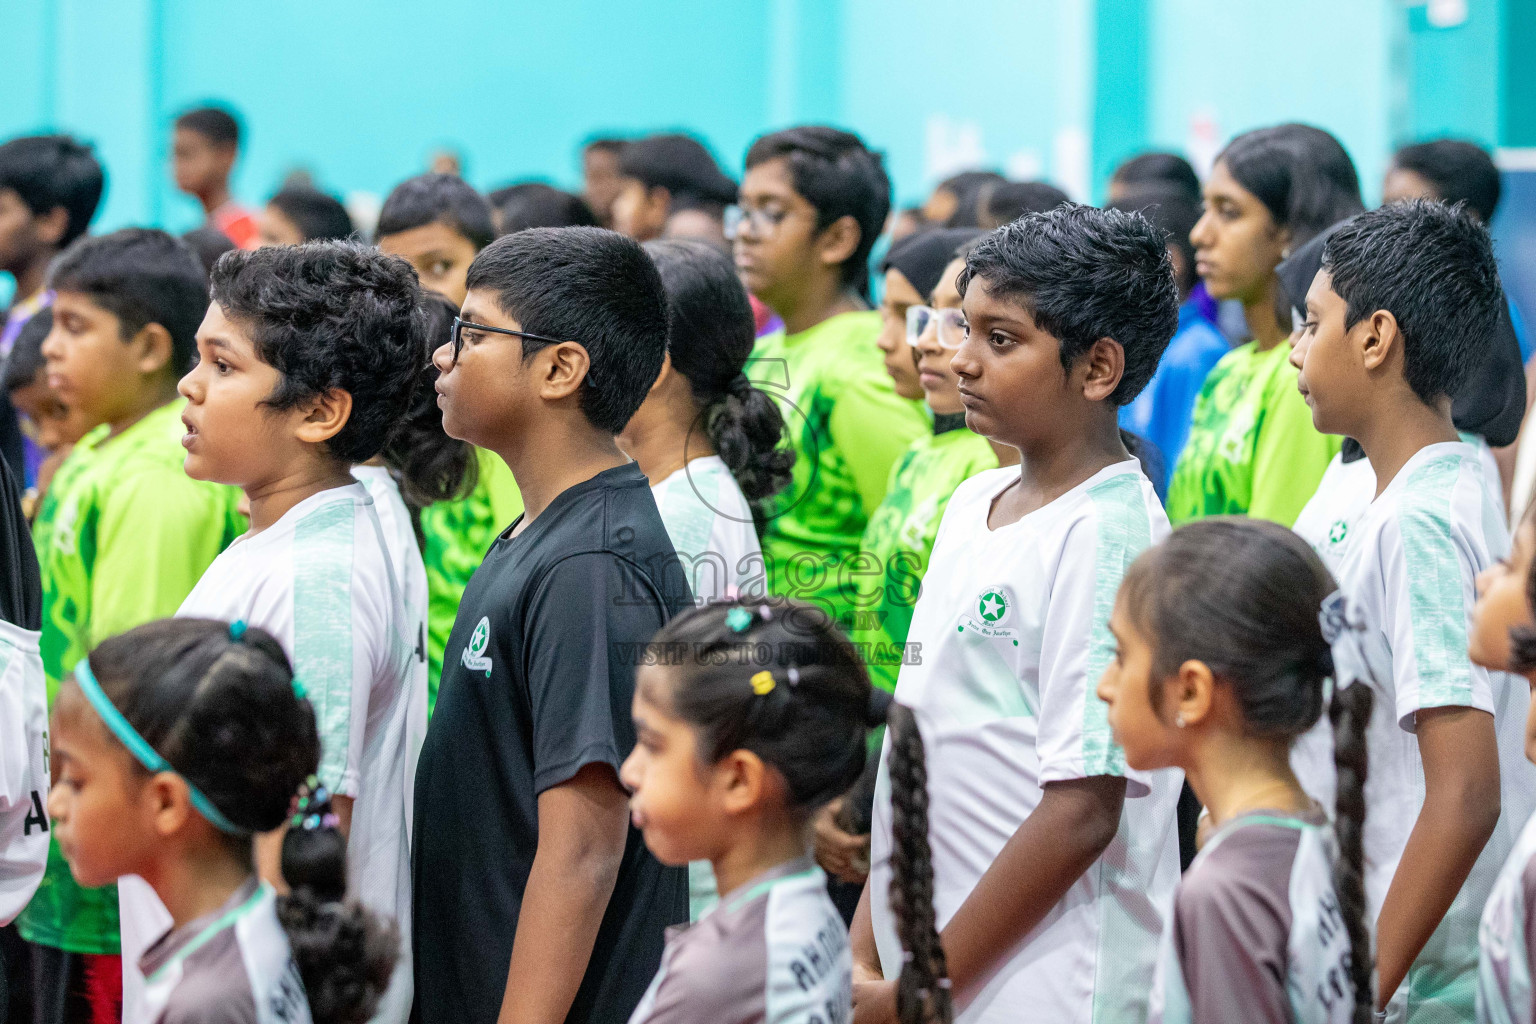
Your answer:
[1471,518,1536,675]
[1097,596,1183,772]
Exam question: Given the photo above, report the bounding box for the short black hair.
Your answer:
[1219,124,1365,249]
[618,134,737,211]
[981,181,1070,229]
[488,183,597,233]
[1111,152,1201,202]
[268,186,354,242]
[180,226,237,279]
[1391,139,1501,222]
[1110,183,1203,294]
[49,229,209,376]
[175,106,241,149]
[465,227,669,434]
[583,137,626,156]
[0,135,105,246]
[376,174,494,251]
[958,204,1179,405]
[1321,199,1502,404]
[2,308,51,393]
[209,242,425,464]
[935,170,1007,228]
[745,126,891,292]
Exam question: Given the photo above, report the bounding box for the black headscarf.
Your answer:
[1277,221,1527,458]
[881,228,985,300]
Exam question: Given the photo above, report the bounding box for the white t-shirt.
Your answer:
[651,455,763,604]
[119,483,421,1024]
[1479,810,1536,1024]
[1290,442,1536,1022]
[869,461,1181,1024]
[0,619,48,926]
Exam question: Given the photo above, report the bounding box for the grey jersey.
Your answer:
[140,880,310,1024]
[628,858,851,1024]
[1150,811,1355,1024]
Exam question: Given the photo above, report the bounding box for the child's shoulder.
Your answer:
[1364,443,1501,561]
[1180,816,1313,916]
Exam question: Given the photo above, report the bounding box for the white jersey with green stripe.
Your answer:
[869,460,1180,1024]
[119,482,420,1024]
[1479,809,1536,1024]
[1290,441,1536,1023]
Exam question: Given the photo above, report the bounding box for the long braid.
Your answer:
[1330,682,1375,1023]
[886,703,951,1024]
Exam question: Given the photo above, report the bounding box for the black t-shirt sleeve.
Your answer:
[524,551,667,794]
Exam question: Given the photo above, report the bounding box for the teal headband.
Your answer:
[73,657,248,836]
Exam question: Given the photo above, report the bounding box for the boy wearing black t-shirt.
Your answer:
[414,226,691,1024]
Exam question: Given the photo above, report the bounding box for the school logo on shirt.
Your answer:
[959,585,1019,641]
[1328,519,1349,545]
[460,616,493,675]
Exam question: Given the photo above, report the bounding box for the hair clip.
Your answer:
[750,670,776,695]
[726,606,754,633]
[757,604,773,622]
[1318,590,1348,645]
[291,678,308,701]
[229,620,248,642]
[786,666,800,687]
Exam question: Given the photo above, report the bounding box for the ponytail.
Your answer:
[642,238,793,504]
[884,703,951,1024]
[278,780,397,1024]
[381,292,478,520]
[1329,681,1374,1024]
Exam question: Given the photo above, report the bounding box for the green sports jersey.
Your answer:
[419,447,522,710]
[851,427,998,693]
[748,311,929,627]
[1165,340,1341,527]
[22,399,244,955]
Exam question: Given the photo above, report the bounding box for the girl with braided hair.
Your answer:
[1096,518,1372,1024]
[45,617,397,1024]
[619,598,946,1024]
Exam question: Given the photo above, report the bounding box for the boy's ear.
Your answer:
[1079,337,1125,402]
[1358,308,1400,373]
[815,214,862,273]
[129,323,176,379]
[539,341,593,403]
[294,388,353,446]
[648,350,674,396]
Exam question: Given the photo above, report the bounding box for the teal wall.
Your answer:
[0,0,1518,231]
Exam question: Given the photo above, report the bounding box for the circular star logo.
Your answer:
[468,616,490,656]
[1329,520,1349,545]
[978,590,1008,623]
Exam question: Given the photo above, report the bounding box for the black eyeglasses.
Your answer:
[449,316,566,365]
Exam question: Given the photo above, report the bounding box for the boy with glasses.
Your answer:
[731,126,926,628]
[415,227,692,1024]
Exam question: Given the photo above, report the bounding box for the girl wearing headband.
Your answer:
[619,599,948,1024]
[47,618,395,1024]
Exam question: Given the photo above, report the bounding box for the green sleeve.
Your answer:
[88,470,232,647]
[827,375,929,517]
[1247,367,1342,527]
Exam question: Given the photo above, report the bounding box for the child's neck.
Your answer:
[140,842,253,930]
[1184,730,1310,829]
[990,416,1126,527]
[1242,282,1288,352]
[105,382,180,441]
[7,252,54,310]
[710,807,811,899]
[775,282,864,338]
[200,182,233,217]
[620,397,713,488]
[492,422,629,533]
[245,459,357,534]
[1355,394,1459,498]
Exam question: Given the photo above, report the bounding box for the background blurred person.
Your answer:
[488,182,596,234]
[376,172,495,306]
[921,169,1005,228]
[978,180,1070,228]
[256,184,354,245]
[580,136,626,228]
[610,134,738,247]
[170,105,257,248]
[1107,150,1202,205]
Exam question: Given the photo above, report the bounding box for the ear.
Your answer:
[35,206,70,247]
[815,214,862,273]
[1079,337,1125,402]
[716,748,770,816]
[539,341,593,403]
[147,772,196,839]
[293,388,354,445]
[648,349,674,396]
[129,323,176,378]
[646,186,674,223]
[1359,309,1400,373]
[1172,659,1217,728]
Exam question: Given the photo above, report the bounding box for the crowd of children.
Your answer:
[1,102,1535,1024]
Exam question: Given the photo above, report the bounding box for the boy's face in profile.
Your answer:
[431,288,540,450]
[9,375,91,452]
[171,128,233,199]
[178,302,305,487]
[1288,269,1361,435]
[41,291,165,430]
[951,275,1074,448]
[378,221,478,306]
[610,179,668,242]
[733,157,822,306]
[0,188,53,274]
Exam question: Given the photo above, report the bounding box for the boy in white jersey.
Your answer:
[115,241,428,1024]
[850,205,1183,1024]
[1287,200,1533,1022]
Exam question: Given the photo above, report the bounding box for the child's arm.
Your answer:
[1374,705,1500,1007]
[849,881,883,983]
[497,761,629,1024]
